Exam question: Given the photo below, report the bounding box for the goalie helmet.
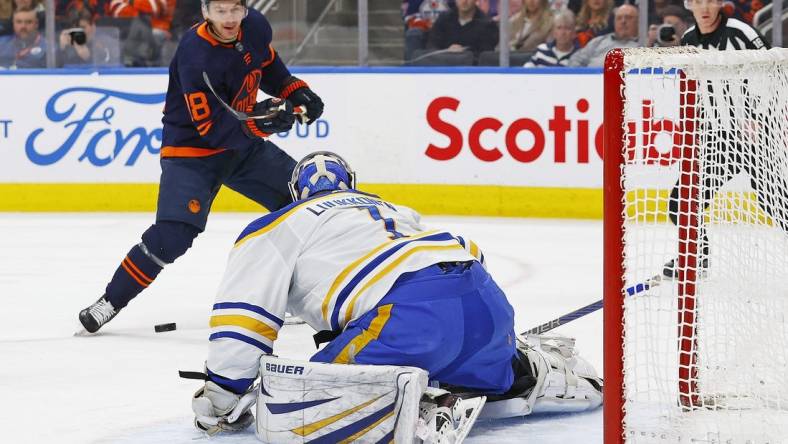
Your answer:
[288,151,356,202]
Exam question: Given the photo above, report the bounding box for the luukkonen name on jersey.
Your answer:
[307,195,396,216]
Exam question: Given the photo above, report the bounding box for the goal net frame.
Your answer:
[603,47,788,443]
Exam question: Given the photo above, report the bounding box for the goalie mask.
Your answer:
[288,151,357,202]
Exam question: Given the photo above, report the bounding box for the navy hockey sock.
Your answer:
[104,243,164,310]
[105,221,200,309]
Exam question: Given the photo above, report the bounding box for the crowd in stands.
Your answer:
[402,0,775,66]
[0,0,202,68]
[0,0,776,69]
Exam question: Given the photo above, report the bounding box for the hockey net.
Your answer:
[604,47,788,443]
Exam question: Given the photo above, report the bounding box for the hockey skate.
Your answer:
[479,334,603,419]
[416,388,485,444]
[77,295,119,334]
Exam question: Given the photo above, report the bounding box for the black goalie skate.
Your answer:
[78,295,119,333]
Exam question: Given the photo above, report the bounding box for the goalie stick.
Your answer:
[521,274,664,336]
[201,71,308,124]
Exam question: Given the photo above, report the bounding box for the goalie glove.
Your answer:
[279,76,324,124]
[241,98,296,139]
[192,381,257,436]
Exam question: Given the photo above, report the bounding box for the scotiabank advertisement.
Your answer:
[0,69,678,189]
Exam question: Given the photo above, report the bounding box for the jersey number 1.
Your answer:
[359,206,404,240]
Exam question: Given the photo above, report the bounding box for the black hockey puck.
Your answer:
[154,322,176,333]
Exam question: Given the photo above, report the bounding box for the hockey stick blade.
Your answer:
[521,273,664,336]
[202,71,309,123]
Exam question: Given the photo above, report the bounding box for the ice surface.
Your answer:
[0,213,603,443]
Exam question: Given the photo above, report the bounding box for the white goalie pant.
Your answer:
[257,355,428,443]
[481,334,604,419]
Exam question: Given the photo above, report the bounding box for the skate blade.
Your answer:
[455,396,486,443]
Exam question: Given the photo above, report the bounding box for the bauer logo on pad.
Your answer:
[265,363,304,375]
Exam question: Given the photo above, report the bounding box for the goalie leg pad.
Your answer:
[480,334,603,419]
[257,355,428,443]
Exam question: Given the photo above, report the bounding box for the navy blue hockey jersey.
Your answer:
[160,8,291,158]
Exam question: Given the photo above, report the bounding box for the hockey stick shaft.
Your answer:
[201,71,308,123]
[521,274,663,335]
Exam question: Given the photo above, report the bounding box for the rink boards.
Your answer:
[0,67,719,217]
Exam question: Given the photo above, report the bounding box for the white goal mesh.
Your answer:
[605,47,788,443]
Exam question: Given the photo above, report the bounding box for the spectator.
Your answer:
[568,3,638,67]
[170,0,202,39]
[13,0,44,30]
[524,9,578,67]
[727,0,768,25]
[107,0,174,43]
[403,0,451,60]
[58,7,119,66]
[476,0,497,17]
[504,0,524,18]
[648,5,692,47]
[404,0,450,31]
[107,0,173,66]
[0,6,46,68]
[477,0,524,19]
[428,0,499,54]
[1,0,12,36]
[57,0,108,17]
[509,0,553,51]
[575,0,614,47]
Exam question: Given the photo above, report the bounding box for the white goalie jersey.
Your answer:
[206,190,483,388]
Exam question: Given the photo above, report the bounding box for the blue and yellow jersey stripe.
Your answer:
[456,235,486,266]
[322,231,466,331]
[208,301,284,355]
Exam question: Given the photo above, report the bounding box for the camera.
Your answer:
[657,24,676,45]
[66,28,87,45]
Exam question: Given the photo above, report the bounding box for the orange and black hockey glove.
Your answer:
[241,98,296,139]
[279,76,324,124]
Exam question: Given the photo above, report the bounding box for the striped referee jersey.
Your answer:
[681,13,770,50]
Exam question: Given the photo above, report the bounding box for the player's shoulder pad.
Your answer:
[234,202,300,246]
[174,25,213,66]
[244,7,273,42]
[233,192,340,246]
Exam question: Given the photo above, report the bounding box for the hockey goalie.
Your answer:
[186,152,603,443]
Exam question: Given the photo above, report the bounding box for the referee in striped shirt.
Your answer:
[663,0,785,278]
[681,0,769,49]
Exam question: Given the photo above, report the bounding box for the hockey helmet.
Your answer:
[289,151,356,202]
[201,0,247,9]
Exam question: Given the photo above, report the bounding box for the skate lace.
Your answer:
[89,299,116,324]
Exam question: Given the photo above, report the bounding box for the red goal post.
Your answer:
[603,47,788,443]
